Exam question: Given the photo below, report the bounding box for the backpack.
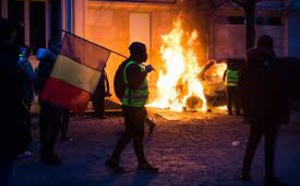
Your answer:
[114,59,131,102]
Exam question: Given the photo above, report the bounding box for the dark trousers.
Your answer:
[242,120,279,178]
[25,104,32,147]
[39,104,61,158]
[0,151,14,186]
[61,109,70,139]
[93,95,105,118]
[227,86,241,114]
[17,103,32,154]
[112,106,147,164]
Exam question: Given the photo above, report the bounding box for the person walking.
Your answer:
[36,39,62,165]
[223,60,241,115]
[106,42,158,173]
[239,35,290,186]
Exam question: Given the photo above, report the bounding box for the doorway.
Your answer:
[129,12,151,54]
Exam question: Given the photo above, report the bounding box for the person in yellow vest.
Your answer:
[106,42,158,173]
[223,60,241,115]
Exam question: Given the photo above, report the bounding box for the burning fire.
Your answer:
[148,18,207,112]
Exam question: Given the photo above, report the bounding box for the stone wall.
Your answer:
[212,24,283,59]
[81,1,184,102]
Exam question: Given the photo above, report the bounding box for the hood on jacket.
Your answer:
[36,48,56,61]
[246,46,276,68]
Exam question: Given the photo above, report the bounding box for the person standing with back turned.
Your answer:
[239,35,290,186]
[0,18,34,186]
[223,60,241,116]
[92,64,111,119]
[36,39,62,165]
[106,42,158,173]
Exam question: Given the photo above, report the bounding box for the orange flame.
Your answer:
[148,18,207,112]
[203,61,227,81]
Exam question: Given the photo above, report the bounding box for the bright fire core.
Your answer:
[148,18,207,112]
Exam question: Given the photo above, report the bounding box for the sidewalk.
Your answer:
[11,110,300,186]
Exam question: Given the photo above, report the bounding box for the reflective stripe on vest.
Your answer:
[122,61,149,107]
[226,69,239,87]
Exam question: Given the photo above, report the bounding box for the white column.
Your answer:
[61,0,67,32]
[1,0,8,18]
[24,1,30,46]
[74,0,84,37]
[66,0,74,33]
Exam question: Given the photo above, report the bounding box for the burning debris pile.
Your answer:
[148,17,227,112]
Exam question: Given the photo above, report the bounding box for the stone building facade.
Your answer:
[1,0,299,101]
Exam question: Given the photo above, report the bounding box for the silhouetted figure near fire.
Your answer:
[223,60,241,115]
[92,66,111,119]
[239,35,290,186]
[106,42,158,173]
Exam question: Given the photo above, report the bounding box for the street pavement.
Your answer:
[11,109,300,186]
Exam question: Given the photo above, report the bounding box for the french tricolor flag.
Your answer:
[40,32,111,113]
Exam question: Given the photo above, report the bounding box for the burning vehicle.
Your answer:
[147,17,229,112]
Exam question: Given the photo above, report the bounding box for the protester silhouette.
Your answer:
[0,18,29,186]
[239,35,290,186]
[36,39,63,165]
[17,46,36,158]
[92,65,111,119]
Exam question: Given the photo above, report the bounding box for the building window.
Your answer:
[130,12,151,51]
[257,16,281,26]
[227,16,245,25]
[89,0,176,3]
[226,16,281,26]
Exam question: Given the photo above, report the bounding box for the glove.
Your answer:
[145,64,155,73]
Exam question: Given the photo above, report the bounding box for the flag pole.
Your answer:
[61,30,128,59]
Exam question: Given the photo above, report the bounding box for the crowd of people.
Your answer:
[0,17,292,186]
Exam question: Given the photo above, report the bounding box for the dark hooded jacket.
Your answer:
[240,46,289,123]
[0,43,28,157]
[36,48,57,94]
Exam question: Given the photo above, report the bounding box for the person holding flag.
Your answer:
[36,39,63,165]
[37,32,112,163]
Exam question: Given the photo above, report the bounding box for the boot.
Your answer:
[265,177,286,186]
[41,154,61,166]
[238,170,251,181]
[105,157,125,173]
[138,162,159,172]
